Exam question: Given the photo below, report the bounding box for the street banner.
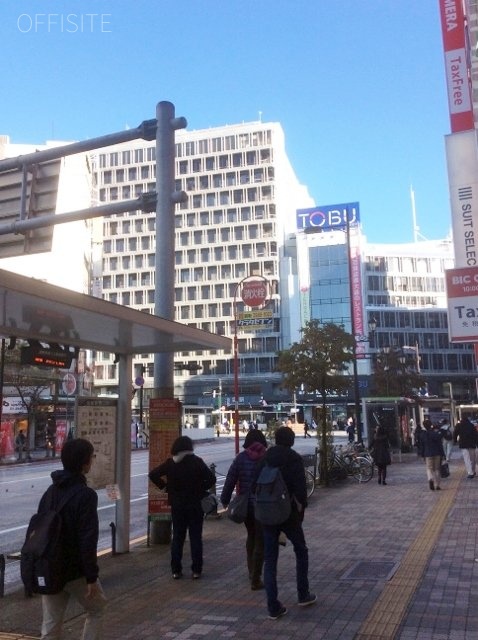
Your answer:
[148,398,181,520]
[237,310,273,331]
[445,266,478,341]
[438,0,474,133]
[445,130,478,267]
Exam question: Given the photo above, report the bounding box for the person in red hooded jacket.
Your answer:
[221,429,267,590]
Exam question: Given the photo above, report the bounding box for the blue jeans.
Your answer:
[262,513,309,614]
[171,502,204,575]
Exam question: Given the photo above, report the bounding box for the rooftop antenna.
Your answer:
[410,185,428,242]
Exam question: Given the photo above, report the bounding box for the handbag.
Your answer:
[440,461,450,478]
[227,492,249,523]
[201,493,218,515]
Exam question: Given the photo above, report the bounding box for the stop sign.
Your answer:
[241,279,268,307]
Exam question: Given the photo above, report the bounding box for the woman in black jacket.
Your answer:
[370,425,391,485]
[149,436,215,579]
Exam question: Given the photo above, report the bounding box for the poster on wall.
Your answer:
[148,398,181,521]
[75,397,117,489]
[54,419,68,454]
[0,420,15,459]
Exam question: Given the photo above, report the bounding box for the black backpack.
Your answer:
[254,465,291,526]
[21,485,82,595]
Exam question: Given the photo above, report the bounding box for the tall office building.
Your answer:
[296,224,476,402]
[91,121,313,408]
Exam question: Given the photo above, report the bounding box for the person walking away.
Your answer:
[346,418,355,443]
[40,438,107,639]
[369,425,391,485]
[453,416,478,478]
[255,426,316,619]
[419,419,445,490]
[440,418,453,462]
[220,430,267,590]
[303,421,312,438]
[15,429,26,462]
[149,436,216,579]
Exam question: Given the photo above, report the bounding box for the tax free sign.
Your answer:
[446,266,478,342]
[296,202,360,232]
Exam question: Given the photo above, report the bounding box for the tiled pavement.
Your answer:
[1,449,477,640]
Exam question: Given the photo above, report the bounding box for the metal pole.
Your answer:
[115,353,132,553]
[0,120,158,173]
[233,289,240,455]
[153,101,187,392]
[151,101,187,544]
[346,214,362,443]
[0,339,5,437]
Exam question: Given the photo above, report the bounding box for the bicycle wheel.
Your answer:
[351,456,374,483]
[305,469,315,497]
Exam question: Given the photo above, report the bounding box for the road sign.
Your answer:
[240,277,268,308]
[237,310,273,331]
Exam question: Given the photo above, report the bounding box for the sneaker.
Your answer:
[172,572,182,579]
[429,480,435,491]
[192,572,201,579]
[268,606,288,620]
[298,593,317,607]
[468,474,475,479]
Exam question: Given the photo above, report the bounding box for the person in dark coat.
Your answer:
[39,438,106,639]
[149,436,215,579]
[453,417,478,478]
[369,425,391,485]
[419,418,445,491]
[254,426,316,619]
[221,429,267,590]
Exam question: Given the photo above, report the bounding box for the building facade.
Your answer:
[296,224,476,404]
[90,121,313,409]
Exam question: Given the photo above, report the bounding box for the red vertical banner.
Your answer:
[148,398,181,521]
[54,419,67,454]
[439,0,474,132]
[0,420,15,459]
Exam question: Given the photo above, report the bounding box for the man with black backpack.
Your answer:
[254,426,316,619]
[26,438,107,639]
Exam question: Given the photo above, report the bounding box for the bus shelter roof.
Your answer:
[0,268,231,355]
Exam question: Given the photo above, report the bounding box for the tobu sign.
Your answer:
[241,278,268,307]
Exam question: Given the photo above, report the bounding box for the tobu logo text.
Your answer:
[241,281,267,307]
[296,202,360,232]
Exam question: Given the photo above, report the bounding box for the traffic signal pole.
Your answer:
[150,101,187,545]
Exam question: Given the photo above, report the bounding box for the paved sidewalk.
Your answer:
[2,450,477,639]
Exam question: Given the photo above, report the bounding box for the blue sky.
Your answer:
[1,0,450,244]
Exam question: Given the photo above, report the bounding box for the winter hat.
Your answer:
[171,436,194,456]
[243,429,267,449]
[275,426,295,447]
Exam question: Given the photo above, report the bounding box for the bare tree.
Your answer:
[276,320,355,485]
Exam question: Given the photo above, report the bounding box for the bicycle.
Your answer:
[301,452,319,497]
[316,445,373,484]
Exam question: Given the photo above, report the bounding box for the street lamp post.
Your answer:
[232,276,270,455]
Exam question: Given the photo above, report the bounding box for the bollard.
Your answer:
[0,553,5,598]
[110,522,116,556]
